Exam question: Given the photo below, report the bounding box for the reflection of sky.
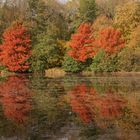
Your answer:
[1,0,69,4]
[58,0,69,4]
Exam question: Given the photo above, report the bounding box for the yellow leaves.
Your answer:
[92,15,113,36]
[114,2,140,42]
[57,39,67,53]
[128,25,140,48]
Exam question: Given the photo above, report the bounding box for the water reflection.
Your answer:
[0,75,139,139]
[68,83,126,128]
[66,79,140,140]
[0,75,32,124]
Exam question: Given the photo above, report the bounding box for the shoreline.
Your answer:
[1,69,140,78]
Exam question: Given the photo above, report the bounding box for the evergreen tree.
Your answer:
[79,0,97,23]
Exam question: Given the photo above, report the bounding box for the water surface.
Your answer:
[0,74,140,140]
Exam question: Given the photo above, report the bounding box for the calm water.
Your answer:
[0,74,140,140]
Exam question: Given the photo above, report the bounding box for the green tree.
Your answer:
[90,50,118,72]
[118,48,140,72]
[27,0,68,42]
[31,34,63,72]
[79,0,97,23]
[62,55,86,73]
[64,0,80,36]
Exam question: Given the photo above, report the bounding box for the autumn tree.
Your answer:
[0,21,31,72]
[68,23,96,62]
[128,25,140,48]
[114,2,140,41]
[0,0,28,43]
[97,27,125,54]
[96,0,131,18]
[92,15,113,36]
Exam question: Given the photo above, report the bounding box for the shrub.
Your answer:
[62,55,87,73]
[90,50,118,72]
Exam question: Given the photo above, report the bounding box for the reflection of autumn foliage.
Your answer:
[69,84,126,126]
[0,76,32,124]
[69,84,95,123]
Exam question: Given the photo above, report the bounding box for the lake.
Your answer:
[0,74,140,140]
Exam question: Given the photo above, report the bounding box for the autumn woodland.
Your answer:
[0,0,139,74]
[0,1,140,139]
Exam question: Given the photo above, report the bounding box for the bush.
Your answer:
[90,50,118,72]
[118,48,140,72]
[62,55,88,73]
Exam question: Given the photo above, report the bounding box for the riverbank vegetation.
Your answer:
[0,0,140,74]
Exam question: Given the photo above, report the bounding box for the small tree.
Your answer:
[68,23,96,62]
[97,27,125,54]
[0,21,31,72]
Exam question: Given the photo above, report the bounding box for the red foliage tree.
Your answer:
[0,21,31,72]
[68,23,97,62]
[97,27,125,54]
[0,76,32,124]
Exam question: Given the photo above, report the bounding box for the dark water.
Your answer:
[0,74,140,140]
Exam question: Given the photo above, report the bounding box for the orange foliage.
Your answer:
[68,23,96,62]
[0,76,32,124]
[97,27,125,54]
[0,22,31,72]
[69,84,126,127]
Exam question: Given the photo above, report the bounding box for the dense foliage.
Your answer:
[97,27,125,54]
[31,34,63,72]
[79,0,97,22]
[0,22,31,72]
[0,0,139,73]
[68,23,96,62]
[114,2,140,42]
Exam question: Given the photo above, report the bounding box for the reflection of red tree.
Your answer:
[69,84,126,126]
[69,84,96,123]
[0,76,32,124]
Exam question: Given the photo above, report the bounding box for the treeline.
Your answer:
[0,0,140,73]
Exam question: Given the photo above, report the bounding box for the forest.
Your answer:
[0,0,140,74]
